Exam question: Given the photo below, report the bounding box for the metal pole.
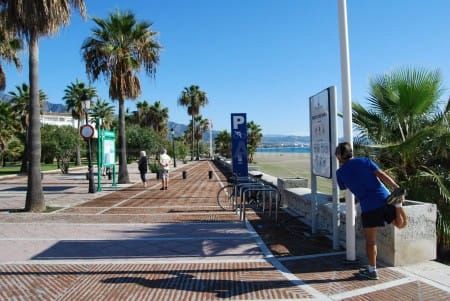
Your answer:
[330,86,340,250]
[309,96,318,234]
[172,133,177,167]
[85,112,95,193]
[209,119,213,159]
[338,0,355,260]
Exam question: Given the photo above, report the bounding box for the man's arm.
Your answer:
[374,169,399,190]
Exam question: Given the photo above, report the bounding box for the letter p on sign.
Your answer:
[233,115,245,129]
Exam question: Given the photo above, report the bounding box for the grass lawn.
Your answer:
[253,152,333,194]
[0,162,85,176]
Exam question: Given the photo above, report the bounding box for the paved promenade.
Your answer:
[0,161,449,300]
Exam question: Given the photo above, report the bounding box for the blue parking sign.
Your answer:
[231,113,248,177]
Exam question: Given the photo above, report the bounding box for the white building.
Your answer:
[40,112,77,127]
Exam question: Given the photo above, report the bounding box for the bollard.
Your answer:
[208,170,213,179]
[108,172,112,180]
[182,170,187,179]
[156,172,160,180]
[41,173,44,180]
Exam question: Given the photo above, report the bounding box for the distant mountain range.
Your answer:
[0,95,310,143]
[0,93,68,113]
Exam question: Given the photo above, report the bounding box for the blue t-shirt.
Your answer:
[336,157,389,213]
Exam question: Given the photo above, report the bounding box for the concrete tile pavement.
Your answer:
[0,160,449,300]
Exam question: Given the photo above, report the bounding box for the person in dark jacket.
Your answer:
[138,150,148,188]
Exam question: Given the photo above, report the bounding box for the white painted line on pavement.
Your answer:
[0,236,258,241]
[330,277,415,300]
[0,221,244,226]
[245,220,332,301]
[2,257,267,265]
[277,251,346,262]
[96,181,162,214]
[390,266,450,293]
[59,205,220,209]
[56,212,236,216]
[208,161,227,188]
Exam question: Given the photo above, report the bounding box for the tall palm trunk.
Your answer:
[191,115,195,161]
[118,99,130,183]
[196,138,200,160]
[75,119,81,165]
[20,130,28,173]
[25,33,44,212]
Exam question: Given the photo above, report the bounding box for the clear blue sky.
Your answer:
[3,0,450,135]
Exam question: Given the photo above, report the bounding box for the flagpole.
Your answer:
[338,0,356,261]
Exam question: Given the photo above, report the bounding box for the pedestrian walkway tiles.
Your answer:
[0,262,311,300]
[1,161,449,300]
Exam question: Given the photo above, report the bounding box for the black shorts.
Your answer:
[361,205,396,228]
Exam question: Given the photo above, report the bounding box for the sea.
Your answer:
[256,146,310,153]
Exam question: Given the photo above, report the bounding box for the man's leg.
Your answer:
[392,206,407,229]
[364,227,378,267]
[160,175,165,190]
[165,173,169,189]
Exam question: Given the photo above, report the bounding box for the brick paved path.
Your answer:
[0,160,449,300]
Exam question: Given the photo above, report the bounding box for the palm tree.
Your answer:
[177,85,208,160]
[63,80,96,165]
[0,24,22,91]
[193,115,209,160]
[82,10,161,184]
[247,121,263,163]
[9,83,46,173]
[0,101,17,165]
[352,67,450,249]
[214,130,231,158]
[1,0,86,212]
[90,98,115,130]
[135,100,150,126]
[148,100,169,137]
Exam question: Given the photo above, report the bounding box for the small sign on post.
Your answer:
[97,127,116,191]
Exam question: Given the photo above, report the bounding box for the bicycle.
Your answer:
[216,174,262,211]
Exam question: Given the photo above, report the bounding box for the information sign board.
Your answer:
[231,113,248,177]
[310,88,332,178]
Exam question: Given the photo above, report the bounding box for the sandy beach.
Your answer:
[253,152,332,193]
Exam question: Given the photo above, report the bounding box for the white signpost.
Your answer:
[309,86,340,250]
[310,89,332,179]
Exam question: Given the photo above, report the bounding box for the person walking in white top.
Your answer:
[159,149,172,190]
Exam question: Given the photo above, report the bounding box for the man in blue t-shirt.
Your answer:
[335,142,407,280]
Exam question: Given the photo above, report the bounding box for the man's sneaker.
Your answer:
[386,187,406,205]
[359,265,371,273]
[358,268,379,280]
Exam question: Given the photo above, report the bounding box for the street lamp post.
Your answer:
[81,94,95,193]
[171,128,176,167]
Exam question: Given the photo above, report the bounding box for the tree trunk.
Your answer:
[191,115,195,161]
[20,131,28,173]
[25,33,44,212]
[196,138,200,160]
[75,119,81,165]
[118,99,130,183]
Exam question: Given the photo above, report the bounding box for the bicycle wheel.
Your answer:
[217,184,235,211]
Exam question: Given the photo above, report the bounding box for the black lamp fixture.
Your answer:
[81,93,95,193]
[170,128,176,167]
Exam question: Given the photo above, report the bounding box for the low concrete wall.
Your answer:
[212,158,437,266]
[356,200,437,266]
[282,184,437,266]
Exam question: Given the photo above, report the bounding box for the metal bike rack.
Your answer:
[240,186,281,223]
